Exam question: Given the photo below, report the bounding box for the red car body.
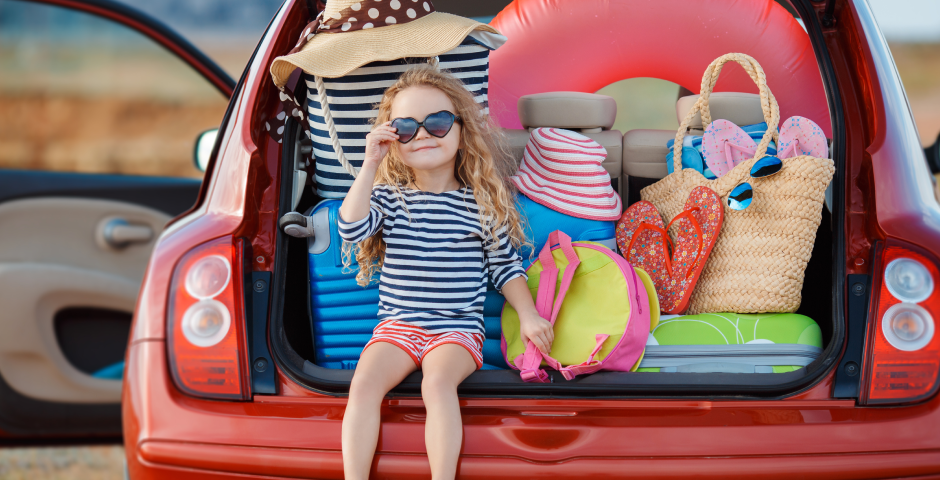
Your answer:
[117,0,940,478]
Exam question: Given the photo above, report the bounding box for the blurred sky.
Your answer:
[106,0,940,48]
[869,0,940,42]
[94,0,940,90]
[111,0,281,46]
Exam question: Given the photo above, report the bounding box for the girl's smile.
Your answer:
[411,143,437,152]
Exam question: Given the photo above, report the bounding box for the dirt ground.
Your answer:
[891,43,940,146]
[0,446,124,480]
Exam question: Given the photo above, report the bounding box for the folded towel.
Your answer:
[666,122,777,178]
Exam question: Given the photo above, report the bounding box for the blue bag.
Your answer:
[665,122,777,178]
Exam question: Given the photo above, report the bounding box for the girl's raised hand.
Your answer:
[363,122,398,169]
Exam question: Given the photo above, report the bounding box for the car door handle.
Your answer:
[102,218,153,249]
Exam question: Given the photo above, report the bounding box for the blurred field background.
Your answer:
[3,0,940,182]
[894,44,940,146]
[0,0,249,179]
[0,0,938,478]
[0,446,123,480]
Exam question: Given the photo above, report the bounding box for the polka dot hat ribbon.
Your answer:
[289,0,436,55]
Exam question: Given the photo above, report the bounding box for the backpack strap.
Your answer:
[517,230,580,383]
[558,261,647,380]
[558,334,610,380]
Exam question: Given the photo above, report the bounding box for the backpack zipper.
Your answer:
[632,270,642,314]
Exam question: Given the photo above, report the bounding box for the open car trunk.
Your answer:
[269,122,845,398]
[266,0,846,398]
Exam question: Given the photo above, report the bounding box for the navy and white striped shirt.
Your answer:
[337,185,526,335]
[306,35,498,198]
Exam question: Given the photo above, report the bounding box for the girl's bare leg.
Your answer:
[419,344,477,480]
[342,342,418,480]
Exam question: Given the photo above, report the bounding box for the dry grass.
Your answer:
[0,446,124,479]
[890,43,940,146]
[0,45,232,178]
[0,94,227,178]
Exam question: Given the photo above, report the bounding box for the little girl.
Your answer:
[337,65,554,480]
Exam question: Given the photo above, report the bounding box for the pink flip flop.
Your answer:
[777,116,828,159]
[702,119,758,178]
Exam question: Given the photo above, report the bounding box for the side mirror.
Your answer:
[194,128,219,172]
[925,131,940,174]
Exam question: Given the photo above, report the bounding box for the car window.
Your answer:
[108,0,279,79]
[596,78,684,133]
[0,0,228,178]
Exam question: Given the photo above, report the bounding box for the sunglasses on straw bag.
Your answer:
[640,53,835,314]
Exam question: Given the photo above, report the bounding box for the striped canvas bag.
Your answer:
[305,36,496,198]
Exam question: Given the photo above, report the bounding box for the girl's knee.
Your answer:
[349,375,389,404]
[421,373,458,399]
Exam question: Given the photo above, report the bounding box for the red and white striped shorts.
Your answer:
[364,319,484,369]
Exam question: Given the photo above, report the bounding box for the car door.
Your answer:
[0,0,233,441]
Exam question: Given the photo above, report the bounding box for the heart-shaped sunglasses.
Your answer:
[390,110,461,144]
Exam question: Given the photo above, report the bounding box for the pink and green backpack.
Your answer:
[501,231,658,382]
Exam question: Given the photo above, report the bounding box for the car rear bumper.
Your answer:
[125,341,940,479]
[133,439,940,479]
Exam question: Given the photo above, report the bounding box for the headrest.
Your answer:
[676,92,765,130]
[518,92,617,132]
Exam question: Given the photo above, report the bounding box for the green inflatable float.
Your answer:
[636,312,823,373]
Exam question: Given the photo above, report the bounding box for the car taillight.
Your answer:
[167,236,250,400]
[862,242,940,405]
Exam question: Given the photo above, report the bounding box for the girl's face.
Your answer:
[390,85,461,174]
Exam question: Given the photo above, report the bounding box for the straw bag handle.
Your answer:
[672,53,781,195]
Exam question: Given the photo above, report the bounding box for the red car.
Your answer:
[4,0,940,478]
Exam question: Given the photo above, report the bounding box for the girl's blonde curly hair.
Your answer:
[343,64,527,286]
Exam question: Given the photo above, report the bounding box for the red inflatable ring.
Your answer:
[489,0,831,137]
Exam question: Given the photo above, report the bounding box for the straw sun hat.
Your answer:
[512,128,623,222]
[270,0,499,86]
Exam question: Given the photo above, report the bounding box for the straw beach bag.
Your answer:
[640,53,835,314]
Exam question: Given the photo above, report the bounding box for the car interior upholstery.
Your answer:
[271,84,835,393]
[621,92,767,204]
[504,92,624,204]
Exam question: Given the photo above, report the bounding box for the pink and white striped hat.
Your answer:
[511,128,622,221]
